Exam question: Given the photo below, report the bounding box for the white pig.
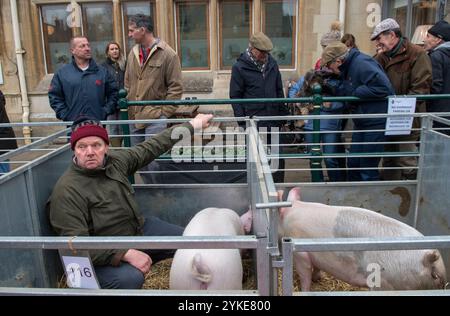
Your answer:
[279,187,447,291]
[169,208,252,290]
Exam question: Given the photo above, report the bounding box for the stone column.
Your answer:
[210,0,218,71]
[112,0,123,45]
[254,0,261,33]
[345,0,382,55]
[299,0,339,74]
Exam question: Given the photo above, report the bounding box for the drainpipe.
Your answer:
[339,0,346,34]
[10,0,32,144]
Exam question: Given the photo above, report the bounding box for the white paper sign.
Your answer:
[385,97,416,136]
[61,255,100,289]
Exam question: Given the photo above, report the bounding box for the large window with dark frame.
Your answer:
[176,0,210,70]
[81,2,114,65]
[219,0,252,69]
[40,4,73,73]
[122,1,156,53]
[262,0,296,68]
[386,0,439,39]
[40,2,115,73]
[39,0,299,74]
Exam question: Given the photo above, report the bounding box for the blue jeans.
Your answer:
[106,111,123,140]
[347,129,385,181]
[305,131,346,182]
[0,160,10,174]
[130,117,168,184]
[95,216,184,289]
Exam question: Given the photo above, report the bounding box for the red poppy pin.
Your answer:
[95,79,102,86]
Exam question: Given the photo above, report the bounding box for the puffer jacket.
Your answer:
[48,58,118,121]
[102,58,125,90]
[337,48,395,128]
[125,40,183,128]
[427,41,450,115]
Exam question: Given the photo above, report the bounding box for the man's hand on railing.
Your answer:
[189,113,214,130]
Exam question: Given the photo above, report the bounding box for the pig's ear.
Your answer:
[287,187,302,202]
[423,250,440,266]
[240,209,252,234]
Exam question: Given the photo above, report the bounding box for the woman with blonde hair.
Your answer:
[102,41,126,147]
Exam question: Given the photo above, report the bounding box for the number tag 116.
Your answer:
[60,251,100,289]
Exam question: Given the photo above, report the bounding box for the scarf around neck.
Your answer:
[246,47,267,74]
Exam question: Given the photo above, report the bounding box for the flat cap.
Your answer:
[370,18,400,40]
[428,20,450,42]
[250,32,273,52]
[321,42,348,66]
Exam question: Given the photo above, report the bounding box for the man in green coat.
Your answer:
[49,113,213,289]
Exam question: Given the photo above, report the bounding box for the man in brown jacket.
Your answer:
[125,14,183,184]
[372,18,432,180]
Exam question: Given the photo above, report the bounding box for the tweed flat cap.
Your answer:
[250,32,273,52]
[370,18,400,40]
[428,20,450,42]
[321,42,348,66]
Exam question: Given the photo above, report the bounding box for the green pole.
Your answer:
[118,89,134,184]
[118,89,130,148]
[310,84,323,182]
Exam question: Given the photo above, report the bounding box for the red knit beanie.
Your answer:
[70,120,109,150]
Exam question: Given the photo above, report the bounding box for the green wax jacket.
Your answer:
[49,122,193,266]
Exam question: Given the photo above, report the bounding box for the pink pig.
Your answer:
[279,187,447,291]
[169,208,252,290]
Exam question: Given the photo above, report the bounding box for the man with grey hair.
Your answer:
[125,14,183,183]
[321,42,394,181]
[371,18,432,180]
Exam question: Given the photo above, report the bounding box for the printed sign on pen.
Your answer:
[385,97,416,136]
[60,251,100,289]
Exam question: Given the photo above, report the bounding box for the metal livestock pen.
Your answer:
[1,95,450,295]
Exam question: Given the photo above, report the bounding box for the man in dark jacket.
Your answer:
[230,32,289,182]
[0,90,18,174]
[48,36,118,121]
[322,42,395,181]
[372,18,432,180]
[49,113,213,289]
[423,20,450,135]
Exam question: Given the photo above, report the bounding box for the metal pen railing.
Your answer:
[116,88,450,183]
[281,236,450,296]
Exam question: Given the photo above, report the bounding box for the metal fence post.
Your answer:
[118,89,130,148]
[118,89,134,184]
[310,83,323,182]
[281,238,294,296]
